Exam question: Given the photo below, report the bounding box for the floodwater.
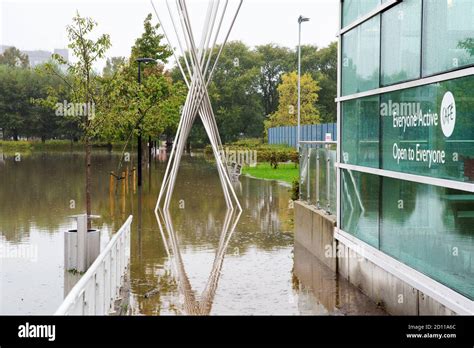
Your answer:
[0,150,385,315]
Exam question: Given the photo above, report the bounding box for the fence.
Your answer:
[55,215,133,315]
[299,141,337,215]
[268,123,337,147]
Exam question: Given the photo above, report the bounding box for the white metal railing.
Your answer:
[55,215,133,315]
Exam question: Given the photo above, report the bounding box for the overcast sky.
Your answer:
[0,0,338,71]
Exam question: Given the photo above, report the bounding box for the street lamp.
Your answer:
[297,15,310,152]
[136,57,156,187]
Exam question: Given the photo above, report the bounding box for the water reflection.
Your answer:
[155,208,241,315]
[0,151,383,315]
[293,244,386,315]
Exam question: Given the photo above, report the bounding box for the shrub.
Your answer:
[291,178,299,201]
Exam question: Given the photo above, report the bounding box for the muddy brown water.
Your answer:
[0,151,384,315]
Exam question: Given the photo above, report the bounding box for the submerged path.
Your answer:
[0,151,385,315]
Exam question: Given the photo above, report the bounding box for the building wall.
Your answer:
[337,0,474,309]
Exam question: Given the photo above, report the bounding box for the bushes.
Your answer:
[0,140,32,152]
[205,138,299,168]
[0,139,129,152]
[291,178,299,201]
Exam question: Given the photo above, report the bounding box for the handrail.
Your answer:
[55,215,133,315]
[299,140,337,145]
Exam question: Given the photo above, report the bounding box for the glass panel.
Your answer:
[381,75,474,183]
[380,178,474,300]
[318,148,328,210]
[342,0,381,28]
[299,147,308,201]
[308,147,318,205]
[342,95,380,168]
[342,16,381,96]
[423,0,474,76]
[341,170,380,247]
[328,149,337,214]
[381,0,422,85]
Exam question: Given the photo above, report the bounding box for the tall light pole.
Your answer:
[297,15,310,152]
[136,57,156,187]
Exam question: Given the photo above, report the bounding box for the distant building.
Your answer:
[0,45,69,68]
[54,48,69,63]
[22,50,52,67]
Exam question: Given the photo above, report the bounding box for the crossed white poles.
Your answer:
[152,0,243,213]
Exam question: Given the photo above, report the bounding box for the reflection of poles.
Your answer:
[148,136,152,166]
[109,171,115,217]
[121,171,126,218]
[137,187,143,261]
[148,159,152,194]
[156,207,241,315]
[132,166,137,194]
[109,171,115,194]
[125,166,129,194]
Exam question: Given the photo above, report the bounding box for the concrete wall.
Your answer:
[294,200,459,315]
[294,201,337,272]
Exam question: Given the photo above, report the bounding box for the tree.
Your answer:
[265,71,321,129]
[300,42,337,123]
[36,12,111,227]
[0,47,29,68]
[255,44,294,117]
[98,13,186,173]
[170,41,337,144]
[0,64,70,141]
[102,56,126,78]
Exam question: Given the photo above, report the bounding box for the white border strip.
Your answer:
[337,67,474,102]
[337,0,342,230]
[337,163,474,193]
[338,0,401,36]
[335,227,474,315]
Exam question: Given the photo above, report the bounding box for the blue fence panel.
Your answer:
[267,123,336,146]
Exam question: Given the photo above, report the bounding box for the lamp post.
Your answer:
[136,57,156,187]
[297,15,310,152]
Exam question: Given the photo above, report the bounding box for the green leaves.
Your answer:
[97,13,185,143]
[0,47,29,68]
[266,71,321,129]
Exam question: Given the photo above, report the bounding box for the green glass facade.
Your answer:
[340,0,474,300]
[381,0,422,85]
[342,16,380,95]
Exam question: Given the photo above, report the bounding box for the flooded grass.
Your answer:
[242,162,298,184]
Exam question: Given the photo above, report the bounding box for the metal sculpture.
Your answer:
[151,0,243,213]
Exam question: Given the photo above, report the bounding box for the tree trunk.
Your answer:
[85,136,92,229]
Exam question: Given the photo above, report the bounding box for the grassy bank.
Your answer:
[242,162,298,184]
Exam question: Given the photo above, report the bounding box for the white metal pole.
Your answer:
[297,20,301,152]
